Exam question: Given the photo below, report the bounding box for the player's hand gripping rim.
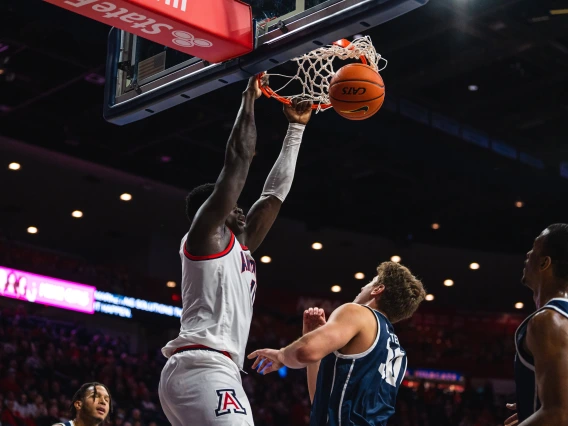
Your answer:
[245,74,269,100]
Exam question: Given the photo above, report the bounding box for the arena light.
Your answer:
[425,294,435,301]
[515,302,524,309]
[260,256,272,264]
[167,281,176,288]
[431,223,440,230]
[120,193,132,201]
[331,285,342,293]
[27,226,38,234]
[444,279,454,287]
[312,242,323,250]
[515,201,524,208]
[469,262,480,270]
[391,255,401,263]
[71,210,83,218]
[354,272,365,280]
[8,162,20,170]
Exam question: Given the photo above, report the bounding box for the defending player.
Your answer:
[505,224,568,426]
[158,76,312,426]
[248,261,426,426]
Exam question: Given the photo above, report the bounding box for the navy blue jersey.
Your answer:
[310,305,407,426]
[514,298,568,422]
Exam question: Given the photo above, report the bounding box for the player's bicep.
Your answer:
[190,164,248,238]
[243,195,282,253]
[528,310,568,414]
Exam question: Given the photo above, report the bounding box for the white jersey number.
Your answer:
[378,337,405,387]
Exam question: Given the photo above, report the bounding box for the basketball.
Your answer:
[329,63,385,120]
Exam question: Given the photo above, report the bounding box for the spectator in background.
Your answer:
[38,405,62,426]
[125,408,142,426]
[0,369,22,395]
[14,394,32,418]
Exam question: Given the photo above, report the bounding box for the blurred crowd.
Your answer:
[0,304,513,426]
[0,241,519,426]
[0,304,164,426]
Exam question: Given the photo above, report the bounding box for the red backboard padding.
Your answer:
[44,0,253,63]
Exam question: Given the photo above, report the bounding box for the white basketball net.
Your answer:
[266,36,387,112]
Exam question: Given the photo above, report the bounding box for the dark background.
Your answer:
[1,0,567,311]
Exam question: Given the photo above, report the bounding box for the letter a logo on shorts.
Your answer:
[215,389,247,416]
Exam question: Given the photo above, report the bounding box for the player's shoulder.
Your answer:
[336,302,367,313]
[527,308,568,339]
[332,303,375,321]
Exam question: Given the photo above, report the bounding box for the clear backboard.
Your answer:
[104,0,428,125]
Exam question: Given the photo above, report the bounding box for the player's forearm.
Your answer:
[519,407,568,426]
[261,123,305,202]
[225,92,257,165]
[307,361,321,404]
[277,334,320,368]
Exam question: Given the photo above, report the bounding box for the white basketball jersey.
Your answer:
[161,231,257,369]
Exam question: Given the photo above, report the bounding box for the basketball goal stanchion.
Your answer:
[257,36,387,116]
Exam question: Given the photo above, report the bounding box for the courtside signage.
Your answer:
[0,266,96,314]
[43,0,253,62]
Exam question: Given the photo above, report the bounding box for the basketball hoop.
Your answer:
[258,36,387,112]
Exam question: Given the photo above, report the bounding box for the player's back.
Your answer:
[515,297,568,421]
[311,305,407,426]
[161,231,257,369]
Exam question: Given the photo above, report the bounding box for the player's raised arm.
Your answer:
[188,76,263,253]
[242,99,312,253]
[518,310,568,425]
[303,307,326,404]
[247,303,365,372]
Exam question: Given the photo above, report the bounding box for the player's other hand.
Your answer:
[245,74,269,100]
[247,348,284,375]
[284,98,313,125]
[504,403,518,426]
[303,306,326,335]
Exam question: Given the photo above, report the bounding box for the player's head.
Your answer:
[185,183,246,235]
[522,223,568,290]
[70,382,112,424]
[354,261,425,323]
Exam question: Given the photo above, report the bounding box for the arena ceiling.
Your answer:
[0,0,567,310]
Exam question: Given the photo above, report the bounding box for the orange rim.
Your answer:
[258,39,369,111]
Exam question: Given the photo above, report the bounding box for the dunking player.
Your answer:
[505,224,568,426]
[52,382,112,426]
[158,76,312,426]
[248,261,426,425]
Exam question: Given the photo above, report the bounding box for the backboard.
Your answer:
[104,0,428,125]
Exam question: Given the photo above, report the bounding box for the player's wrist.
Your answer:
[242,90,257,100]
[277,348,286,364]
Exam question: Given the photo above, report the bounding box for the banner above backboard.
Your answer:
[44,0,253,63]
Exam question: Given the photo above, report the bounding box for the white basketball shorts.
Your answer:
[159,348,254,426]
